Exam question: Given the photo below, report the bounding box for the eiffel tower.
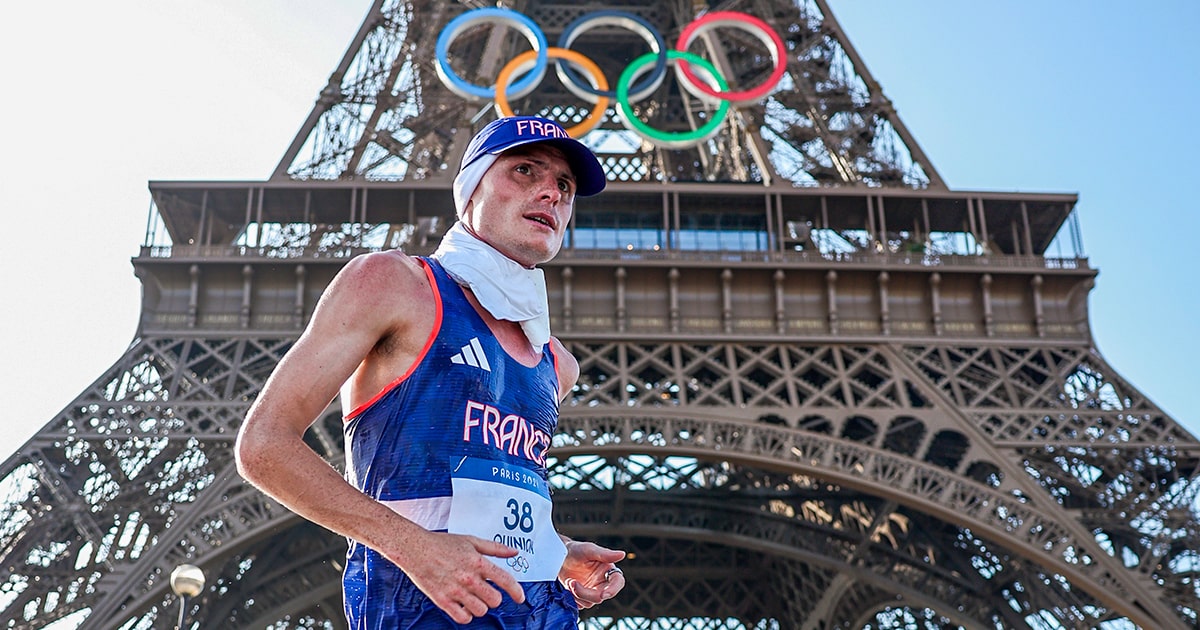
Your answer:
[3,0,1198,628]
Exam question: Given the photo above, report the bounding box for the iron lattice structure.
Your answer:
[2,0,1199,628]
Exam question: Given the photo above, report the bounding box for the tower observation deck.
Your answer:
[2,1,1197,628]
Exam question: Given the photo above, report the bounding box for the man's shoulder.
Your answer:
[549,336,580,399]
[341,250,427,284]
[320,251,438,342]
[349,249,423,270]
[326,251,434,308]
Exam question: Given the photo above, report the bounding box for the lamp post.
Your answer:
[169,563,205,630]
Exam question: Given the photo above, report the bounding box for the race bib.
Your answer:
[446,458,567,582]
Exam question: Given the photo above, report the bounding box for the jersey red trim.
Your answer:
[548,340,563,401]
[344,258,443,421]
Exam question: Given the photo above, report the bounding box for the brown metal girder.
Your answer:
[553,411,1185,629]
[810,0,945,189]
[559,494,1007,628]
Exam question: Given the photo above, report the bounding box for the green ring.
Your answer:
[616,50,730,148]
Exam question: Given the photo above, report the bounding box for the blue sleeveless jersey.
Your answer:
[341,258,578,629]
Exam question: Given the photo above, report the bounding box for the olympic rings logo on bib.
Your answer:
[435,8,786,149]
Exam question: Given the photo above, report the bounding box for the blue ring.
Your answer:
[555,10,668,101]
[435,8,548,100]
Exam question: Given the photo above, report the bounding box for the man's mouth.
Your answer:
[526,214,555,230]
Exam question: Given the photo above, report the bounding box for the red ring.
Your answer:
[674,12,786,106]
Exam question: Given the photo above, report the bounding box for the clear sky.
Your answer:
[0,0,1197,461]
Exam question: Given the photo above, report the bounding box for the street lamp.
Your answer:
[170,563,205,630]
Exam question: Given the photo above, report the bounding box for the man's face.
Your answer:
[461,144,577,267]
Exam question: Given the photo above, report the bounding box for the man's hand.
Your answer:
[395,531,526,624]
[558,539,626,608]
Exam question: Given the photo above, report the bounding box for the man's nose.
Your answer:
[537,175,562,204]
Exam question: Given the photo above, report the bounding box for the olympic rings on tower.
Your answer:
[675,12,786,106]
[494,48,611,138]
[436,8,549,101]
[618,50,729,149]
[434,8,785,147]
[555,10,668,104]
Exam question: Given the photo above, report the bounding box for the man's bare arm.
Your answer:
[235,251,524,623]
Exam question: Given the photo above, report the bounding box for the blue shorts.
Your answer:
[344,550,580,629]
[386,582,579,629]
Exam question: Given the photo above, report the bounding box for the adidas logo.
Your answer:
[450,337,492,372]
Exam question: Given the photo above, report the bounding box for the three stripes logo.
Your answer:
[450,337,492,372]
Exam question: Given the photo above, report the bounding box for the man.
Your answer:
[236,116,626,628]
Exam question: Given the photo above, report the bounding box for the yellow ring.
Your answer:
[494,47,610,139]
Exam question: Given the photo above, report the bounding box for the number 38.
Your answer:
[503,499,534,533]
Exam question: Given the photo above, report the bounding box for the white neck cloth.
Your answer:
[431,222,550,349]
